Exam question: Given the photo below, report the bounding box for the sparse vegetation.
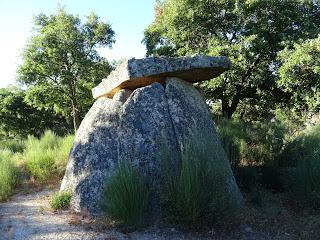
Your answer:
[50,191,72,210]
[102,163,149,227]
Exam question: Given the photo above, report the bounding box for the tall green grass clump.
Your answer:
[160,131,231,225]
[102,163,149,227]
[288,125,320,207]
[55,135,74,176]
[0,150,19,201]
[24,130,73,182]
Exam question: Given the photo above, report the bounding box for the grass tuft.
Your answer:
[24,130,73,182]
[50,191,72,210]
[160,131,231,225]
[102,163,149,227]
[0,150,19,201]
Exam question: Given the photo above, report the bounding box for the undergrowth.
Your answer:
[288,124,320,207]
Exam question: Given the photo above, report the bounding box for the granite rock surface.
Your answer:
[61,78,242,214]
[92,55,231,99]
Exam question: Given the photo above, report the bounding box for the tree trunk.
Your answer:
[221,90,241,119]
[222,98,232,119]
[71,98,79,133]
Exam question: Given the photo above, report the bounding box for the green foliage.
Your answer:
[144,0,319,119]
[54,135,74,174]
[216,119,246,170]
[160,131,232,225]
[0,150,19,201]
[50,191,72,210]
[216,118,289,166]
[278,35,320,112]
[0,139,25,153]
[17,8,115,131]
[0,88,69,138]
[102,163,149,227]
[24,130,74,182]
[285,125,320,207]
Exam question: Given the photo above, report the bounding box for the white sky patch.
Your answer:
[0,0,154,88]
[0,31,28,88]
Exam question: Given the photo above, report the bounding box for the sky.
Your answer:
[0,0,156,88]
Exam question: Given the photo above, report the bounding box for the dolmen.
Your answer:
[60,55,243,214]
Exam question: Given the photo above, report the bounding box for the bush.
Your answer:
[281,125,320,206]
[102,163,149,227]
[216,120,244,171]
[293,125,320,207]
[0,139,25,153]
[24,130,73,182]
[160,131,232,225]
[0,150,19,201]
[50,191,72,210]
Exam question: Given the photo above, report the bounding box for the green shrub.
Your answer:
[24,130,73,182]
[160,131,231,225]
[102,163,149,227]
[216,120,245,170]
[0,139,25,153]
[50,191,72,210]
[294,125,320,207]
[0,150,19,201]
[282,124,320,207]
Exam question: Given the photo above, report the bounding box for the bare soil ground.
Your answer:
[0,187,319,240]
[0,187,212,240]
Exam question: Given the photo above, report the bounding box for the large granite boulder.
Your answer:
[61,55,242,214]
[61,79,242,214]
[61,84,178,213]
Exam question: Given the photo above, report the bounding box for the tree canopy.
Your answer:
[144,0,320,119]
[278,35,320,113]
[18,8,115,132]
[0,88,68,138]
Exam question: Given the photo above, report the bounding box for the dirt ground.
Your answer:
[0,187,214,240]
[0,187,318,240]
